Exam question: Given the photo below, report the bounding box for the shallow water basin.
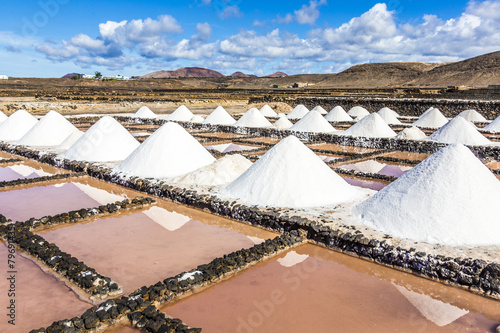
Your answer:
[307,143,380,154]
[162,244,500,333]
[243,137,282,145]
[0,164,54,182]
[384,151,430,161]
[335,159,412,177]
[342,176,388,190]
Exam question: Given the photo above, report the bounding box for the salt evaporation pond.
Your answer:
[0,243,91,332]
[307,143,379,154]
[163,244,500,333]
[205,143,261,153]
[342,176,388,191]
[0,164,53,182]
[39,200,276,294]
[337,159,413,178]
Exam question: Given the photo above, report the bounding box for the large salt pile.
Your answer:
[347,106,370,118]
[259,105,278,117]
[483,115,500,133]
[189,115,204,123]
[224,136,361,208]
[377,107,401,125]
[289,111,336,133]
[287,104,309,119]
[114,122,215,178]
[172,154,252,186]
[0,110,38,141]
[17,111,79,147]
[378,107,399,117]
[60,116,139,162]
[457,109,487,123]
[354,144,500,246]
[342,113,397,138]
[324,106,353,122]
[311,105,328,115]
[395,126,427,140]
[134,106,156,119]
[413,108,448,129]
[429,116,490,145]
[273,116,293,129]
[234,108,272,128]
[203,106,236,125]
[57,131,84,151]
[166,105,194,122]
[0,111,7,124]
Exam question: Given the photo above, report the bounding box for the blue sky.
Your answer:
[0,0,499,77]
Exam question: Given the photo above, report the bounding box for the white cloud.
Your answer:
[294,0,327,25]
[276,13,294,24]
[219,5,243,19]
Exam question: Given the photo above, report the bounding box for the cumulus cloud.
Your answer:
[218,5,243,19]
[294,0,327,25]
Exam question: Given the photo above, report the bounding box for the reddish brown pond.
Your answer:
[335,159,413,178]
[308,143,380,154]
[196,132,249,139]
[243,137,282,145]
[0,243,91,332]
[0,164,54,182]
[163,244,500,333]
[384,151,430,161]
[341,176,388,191]
[38,206,276,295]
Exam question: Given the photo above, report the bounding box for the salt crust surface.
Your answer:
[429,116,490,146]
[60,116,140,162]
[203,106,236,125]
[342,113,397,138]
[290,111,336,133]
[114,122,215,178]
[324,106,353,122]
[57,131,84,151]
[224,136,363,208]
[286,104,309,119]
[189,115,204,123]
[0,110,38,141]
[353,144,500,246]
[233,108,272,128]
[277,251,309,267]
[17,111,80,147]
[0,111,7,124]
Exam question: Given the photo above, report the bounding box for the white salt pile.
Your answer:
[166,105,194,122]
[342,160,385,174]
[224,136,362,208]
[286,104,309,119]
[172,154,252,186]
[0,110,38,141]
[114,122,215,178]
[324,106,353,122]
[429,116,490,145]
[134,106,156,119]
[347,106,370,118]
[203,106,236,125]
[60,116,139,162]
[0,111,7,124]
[273,116,293,129]
[378,107,399,117]
[259,105,278,117]
[289,111,336,133]
[189,115,204,123]
[57,131,84,150]
[353,144,500,246]
[377,107,401,125]
[483,115,500,133]
[311,105,328,115]
[395,126,427,140]
[413,108,448,129]
[233,108,272,128]
[457,109,487,123]
[17,110,79,147]
[342,113,397,138]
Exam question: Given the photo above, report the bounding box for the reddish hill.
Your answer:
[229,71,257,77]
[265,72,288,78]
[61,73,83,79]
[141,67,224,79]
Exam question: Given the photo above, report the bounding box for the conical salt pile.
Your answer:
[324,106,353,122]
[429,116,490,145]
[0,111,7,124]
[60,116,139,162]
[395,127,427,140]
[483,115,500,133]
[377,107,401,125]
[114,122,215,178]
[378,107,399,117]
[134,106,156,119]
[290,111,336,133]
[259,105,278,117]
[347,106,370,118]
[225,136,361,208]
[287,104,309,119]
[203,106,236,125]
[413,108,448,129]
[189,115,204,123]
[353,144,500,246]
[0,110,38,141]
[166,105,194,122]
[234,108,272,128]
[172,154,252,186]
[342,113,397,138]
[457,110,487,123]
[57,131,84,151]
[311,105,328,115]
[17,110,79,147]
[273,117,293,129]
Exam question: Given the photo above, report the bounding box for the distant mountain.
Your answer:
[140,67,224,79]
[265,72,288,78]
[229,71,257,78]
[62,73,82,79]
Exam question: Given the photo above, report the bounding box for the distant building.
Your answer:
[103,75,130,80]
[0,75,8,80]
[82,74,95,79]
[292,82,308,88]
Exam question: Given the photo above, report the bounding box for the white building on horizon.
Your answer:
[0,75,8,80]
